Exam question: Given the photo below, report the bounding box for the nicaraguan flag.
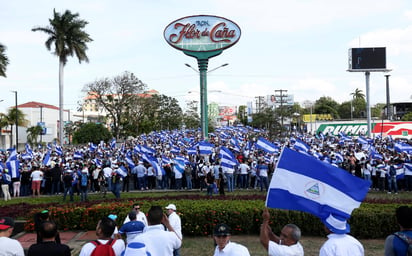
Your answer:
[186,147,197,155]
[116,166,128,178]
[55,145,63,156]
[293,139,310,153]
[6,149,20,178]
[256,137,279,154]
[394,142,412,154]
[199,141,214,155]
[93,158,102,168]
[266,147,371,219]
[334,152,344,163]
[73,151,83,160]
[25,143,33,156]
[43,150,51,166]
[162,156,172,165]
[110,138,116,149]
[219,146,238,168]
[125,155,135,169]
[21,152,32,161]
[170,146,180,154]
[89,143,97,152]
[357,136,369,145]
[173,159,185,173]
[141,145,156,155]
[230,137,241,153]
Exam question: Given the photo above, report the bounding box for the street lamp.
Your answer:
[184,63,228,140]
[11,91,17,150]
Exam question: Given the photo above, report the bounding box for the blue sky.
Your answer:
[1,0,412,113]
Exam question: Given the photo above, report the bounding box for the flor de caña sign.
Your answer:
[164,15,241,52]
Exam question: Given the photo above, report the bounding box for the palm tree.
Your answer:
[5,108,28,148]
[27,125,43,146]
[32,9,93,144]
[350,88,365,100]
[0,43,9,77]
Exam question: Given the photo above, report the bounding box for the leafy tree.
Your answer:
[402,112,412,121]
[27,125,43,145]
[5,108,29,148]
[350,88,365,101]
[250,108,282,139]
[152,94,183,130]
[72,122,112,144]
[32,9,93,144]
[0,43,9,77]
[314,96,340,119]
[82,71,147,138]
[372,103,385,119]
[182,100,200,129]
[237,105,248,125]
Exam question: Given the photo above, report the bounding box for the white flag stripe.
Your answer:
[270,168,361,216]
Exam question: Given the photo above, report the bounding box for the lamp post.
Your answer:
[11,91,17,150]
[39,105,43,144]
[185,63,228,140]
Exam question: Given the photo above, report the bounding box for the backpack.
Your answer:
[394,232,412,256]
[81,173,88,187]
[91,239,116,256]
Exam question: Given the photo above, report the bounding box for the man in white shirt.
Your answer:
[166,203,182,256]
[0,217,24,256]
[30,166,43,197]
[319,214,364,256]
[130,206,181,256]
[124,203,148,226]
[238,161,250,189]
[213,223,250,256]
[79,216,125,256]
[260,208,304,256]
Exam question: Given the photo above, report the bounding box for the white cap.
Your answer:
[123,242,150,256]
[165,204,176,211]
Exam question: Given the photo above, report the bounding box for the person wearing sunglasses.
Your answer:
[124,204,148,226]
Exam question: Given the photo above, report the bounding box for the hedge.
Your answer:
[23,199,410,239]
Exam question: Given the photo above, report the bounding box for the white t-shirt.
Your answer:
[168,211,182,240]
[268,240,304,256]
[213,241,250,256]
[30,170,43,181]
[124,211,148,227]
[319,233,364,256]
[79,238,125,256]
[0,237,25,256]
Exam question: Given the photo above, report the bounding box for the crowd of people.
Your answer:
[0,126,411,202]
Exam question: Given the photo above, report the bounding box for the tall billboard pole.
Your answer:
[348,47,391,137]
[164,15,241,140]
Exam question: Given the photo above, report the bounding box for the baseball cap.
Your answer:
[214,223,231,236]
[322,214,350,234]
[108,214,118,221]
[0,217,15,230]
[165,204,176,211]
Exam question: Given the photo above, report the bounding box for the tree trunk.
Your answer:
[59,58,64,145]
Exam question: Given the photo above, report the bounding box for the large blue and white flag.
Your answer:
[55,145,63,156]
[394,142,412,154]
[89,143,97,152]
[256,137,279,154]
[357,136,369,145]
[73,151,83,160]
[125,155,135,169]
[173,158,185,173]
[230,137,241,153]
[199,141,214,155]
[266,147,371,219]
[21,152,33,161]
[186,147,197,155]
[6,149,19,178]
[219,146,238,168]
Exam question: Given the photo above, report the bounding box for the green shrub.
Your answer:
[23,199,411,239]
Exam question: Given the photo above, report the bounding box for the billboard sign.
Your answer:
[348,47,387,71]
[164,15,241,52]
[371,122,412,137]
[266,94,294,107]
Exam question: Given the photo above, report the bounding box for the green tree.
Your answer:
[350,88,365,101]
[0,43,9,77]
[72,122,112,144]
[27,125,43,146]
[83,71,147,138]
[250,108,282,139]
[402,112,412,121]
[237,105,248,125]
[314,96,340,119]
[32,9,93,144]
[182,100,200,129]
[5,108,29,148]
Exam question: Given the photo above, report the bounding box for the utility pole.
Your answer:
[255,96,265,113]
[274,89,288,127]
[385,74,391,120]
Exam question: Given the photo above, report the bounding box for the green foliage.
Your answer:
[0,43,9,77]
[402,112,412,121]
[72,122,112,144]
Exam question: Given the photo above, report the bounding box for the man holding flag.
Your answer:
[265,147,370,256]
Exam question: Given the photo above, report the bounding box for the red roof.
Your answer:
[17,101,60,110]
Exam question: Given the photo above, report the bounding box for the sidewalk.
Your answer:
[13,230,96,256]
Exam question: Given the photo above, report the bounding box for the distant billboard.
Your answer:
[348,47,387,71]
[266,94,294,107]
